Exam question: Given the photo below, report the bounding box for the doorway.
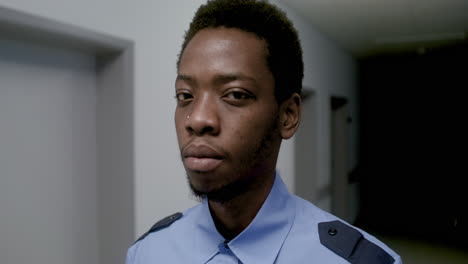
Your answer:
[294,89,318,203]
[0,7,134,264]
[330,96,351,222]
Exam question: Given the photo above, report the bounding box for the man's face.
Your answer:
[175,27,281,201]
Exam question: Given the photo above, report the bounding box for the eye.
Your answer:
[223,90,255,105]
[225,91,251,100]
[175,91,193,105]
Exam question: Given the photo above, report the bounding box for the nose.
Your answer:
[186,94,220,136]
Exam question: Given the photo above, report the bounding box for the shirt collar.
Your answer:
[228,172,296,264]
[187,172,296,264]
[189,198,225,264]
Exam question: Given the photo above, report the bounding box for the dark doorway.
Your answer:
[357,44,467,248]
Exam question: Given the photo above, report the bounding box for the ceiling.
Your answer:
[281,0,468,58]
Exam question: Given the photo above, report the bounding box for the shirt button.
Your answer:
[328,228,337,236]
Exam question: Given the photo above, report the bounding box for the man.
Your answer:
[126,0,402,263]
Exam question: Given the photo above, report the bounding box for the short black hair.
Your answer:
[177,0,303,104]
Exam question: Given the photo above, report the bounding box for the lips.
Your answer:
[183,144,224,172]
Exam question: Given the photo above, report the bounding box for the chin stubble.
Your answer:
[187,116,279,203]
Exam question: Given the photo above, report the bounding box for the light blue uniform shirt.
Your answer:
[126,174,402,263]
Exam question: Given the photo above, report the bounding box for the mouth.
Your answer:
[183,144,225,172]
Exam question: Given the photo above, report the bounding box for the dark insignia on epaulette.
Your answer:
[318,220,395,264]
[133,212,182,245]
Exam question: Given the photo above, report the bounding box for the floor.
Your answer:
[378,235,468,264]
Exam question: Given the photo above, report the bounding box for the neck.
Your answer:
[208,169,276,240]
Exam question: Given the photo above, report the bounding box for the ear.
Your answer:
[278,92,301,139]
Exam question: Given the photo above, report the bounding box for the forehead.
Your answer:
[178,27,269,75]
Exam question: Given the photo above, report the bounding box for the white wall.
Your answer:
[275,0,358,211]
[0,0,357,239]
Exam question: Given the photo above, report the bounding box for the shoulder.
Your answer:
[125,212,184,264]
[129,203,202,248]
[131,202,203,246]
[126,204,204,264]
[318,220,401,264]
[126,212,183,264]
[291,196,402,264]
[133,212,183,245]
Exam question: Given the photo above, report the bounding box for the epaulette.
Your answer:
[133,212,182,245]
[318,220,395,264]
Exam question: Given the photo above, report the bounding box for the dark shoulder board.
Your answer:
[318,220,395,264]
[133,212,182,245]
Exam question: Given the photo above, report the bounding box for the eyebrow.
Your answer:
[214,73,257,85]
[176,74,194,82]
[176,73,257,85]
